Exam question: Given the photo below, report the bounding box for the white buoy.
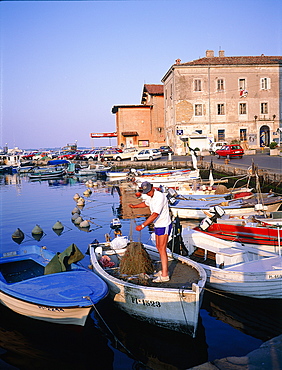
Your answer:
[73,193,80,201]
[76,197,85,206]
[71,213,80,221]
[71,207,81,215]
[79,220,90,228]
[74,216,83,225]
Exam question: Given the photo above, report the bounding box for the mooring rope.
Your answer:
[83,296,153,370]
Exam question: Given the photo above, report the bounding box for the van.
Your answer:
[209,141,228,155]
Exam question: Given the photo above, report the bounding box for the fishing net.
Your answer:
[214,184,228,194]
[119,241,154,276]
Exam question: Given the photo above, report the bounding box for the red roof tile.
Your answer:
[143,84,163,95]
[177,55,282,66]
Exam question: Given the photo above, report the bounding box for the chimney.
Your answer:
[206,50,214,58]
[219,50,225,57]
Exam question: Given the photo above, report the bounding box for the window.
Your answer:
[194,79,202,91]
[217,79,224,91]
[240,129,247,141]
[239,103,247,115]
[217,103,225,115]
[261,102,268,114]
[195,130,202,134]
[218,129,225,141]
[261,77,270,90]
[239,79,246,90]
[195,104,203,116]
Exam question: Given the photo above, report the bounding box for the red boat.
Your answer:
[194,222,282,254]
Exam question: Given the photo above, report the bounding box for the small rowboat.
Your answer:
[0,244,108,325]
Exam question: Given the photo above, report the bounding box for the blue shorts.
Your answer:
[154,223,172,236]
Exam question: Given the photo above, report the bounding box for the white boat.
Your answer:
[89,239,206,337]
[106,171,129,180]
[133,169,200,188]
[76,164,111,176]
[169,194,282,220]
[182,228,282,299]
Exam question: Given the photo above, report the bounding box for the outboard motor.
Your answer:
[199,206,225,231]
[167,188,178,205]
[209,205,225,222]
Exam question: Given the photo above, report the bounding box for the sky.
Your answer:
[1,0,282,150]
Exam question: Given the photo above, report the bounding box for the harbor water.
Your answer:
[0,173,281,370]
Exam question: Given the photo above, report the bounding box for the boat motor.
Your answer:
[199,217,213,231]
[208,205,225,221]
[110,218,122,235]
[167,188,178,205]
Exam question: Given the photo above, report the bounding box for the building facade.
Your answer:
[162,50,282,155]
[112,84,165,149]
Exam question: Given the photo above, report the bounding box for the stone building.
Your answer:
[112,84,165,149]
[161,50,282,155]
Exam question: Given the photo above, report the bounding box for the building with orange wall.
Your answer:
[112,84,165,149]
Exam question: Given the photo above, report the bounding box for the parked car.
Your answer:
[133,149,162,161]
[209,141,228,155]
[159,145,174,156]
[101,149,120,160]
[113,147,139,161]
[82,150,104,161]
[215,144,244,159]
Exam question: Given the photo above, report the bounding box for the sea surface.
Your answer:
[0,173,281,370]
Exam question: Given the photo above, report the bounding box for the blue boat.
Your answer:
[0,244,108,325]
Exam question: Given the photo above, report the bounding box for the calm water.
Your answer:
[0,173,281,370]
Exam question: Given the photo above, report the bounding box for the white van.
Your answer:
[209,141,228,154]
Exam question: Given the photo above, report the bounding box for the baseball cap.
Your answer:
[141,181,153,194]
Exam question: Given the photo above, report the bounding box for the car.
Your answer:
[81,150,104,161]
[101,149,120,160]
[133,149,162,161]
[159,145,174,156]
[209,141,228,155]
[113,147,139,161]
[215,144,244,159]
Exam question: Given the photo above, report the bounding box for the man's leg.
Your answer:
[156,234,169,277]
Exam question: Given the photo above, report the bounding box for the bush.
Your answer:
[270,141,278,149]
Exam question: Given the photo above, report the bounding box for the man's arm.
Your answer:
[129,202,147,208]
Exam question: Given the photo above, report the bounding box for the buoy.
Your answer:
[74,216,83,225]
[83,189,92,196]
[52,221,64,230]
[79,220,90,228]
[32,224,44,235]
[76,197,85,206]
[73,193,80,201]
[71,207,81,215]
[71,213,80,221]
[12,228,25,244]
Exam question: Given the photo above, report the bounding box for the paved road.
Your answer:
[170,152,282,172]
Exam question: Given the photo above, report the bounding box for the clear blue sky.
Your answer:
[1,0,281,150]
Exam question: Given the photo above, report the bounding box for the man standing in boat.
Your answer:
[129,181,172,282]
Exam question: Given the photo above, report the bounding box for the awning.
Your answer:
[121,131,139,137]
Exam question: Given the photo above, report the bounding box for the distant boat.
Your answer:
[89,239,206,337]
[0,244,108,325]
[28,167,66,179]
[76,164,111,176]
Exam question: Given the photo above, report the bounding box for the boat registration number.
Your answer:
[38,305,65,312]
[267,274,282,279]
[131,297,161,307]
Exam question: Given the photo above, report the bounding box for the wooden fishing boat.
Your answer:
[89,239,206,337]
[0,244,108,325]
[169,194,282,220]
[182,228,282,299]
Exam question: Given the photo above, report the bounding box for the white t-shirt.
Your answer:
[144,190,171,228]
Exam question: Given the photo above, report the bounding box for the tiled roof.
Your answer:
[143,84,163,95]
[177,55,282,66]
